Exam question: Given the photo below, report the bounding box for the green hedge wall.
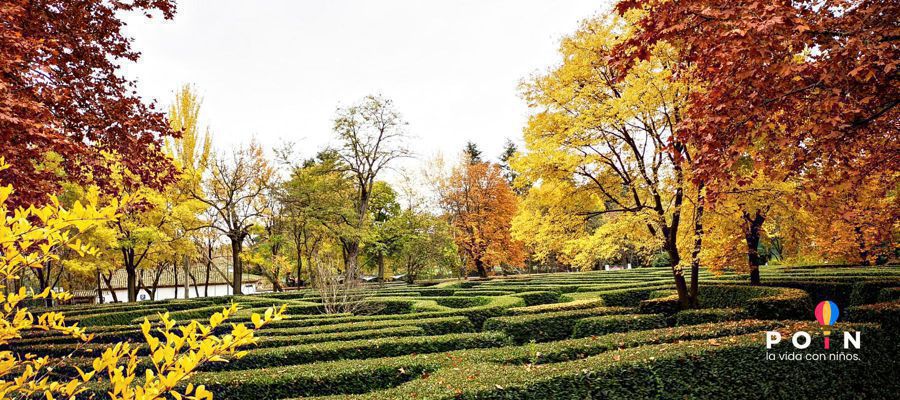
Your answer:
[202,332,510,372]
[261,316,474,337]
[483,307,633,343]
[847,300,900,328]
[188,357,439,400]
[511,291,561,306]
[255,326,425,348]
[673,308,748,326]
[572,314,667,338]
[306,322,895,400]
[509,298,605,315]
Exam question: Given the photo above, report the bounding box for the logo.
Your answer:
[764,300,861,362]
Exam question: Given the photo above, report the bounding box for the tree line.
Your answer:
[1,0,895,308]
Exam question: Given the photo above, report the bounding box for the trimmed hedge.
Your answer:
[255,326,425,348]
[847,300,900,329]
[509,298,605,315]
[744,287,811,319]
[433,296,490,309]
[201,332,511,371]
[877,287,900,302]
[637,295,681,315]
[304,322,894,400]
[674,308,748,325]
[73,308,168,327]
[511,291,561,306]
[261,316,474,337]
[571,314,667,338]
[595,286,671,306]
[483,307,633,343]
[188,356,439,400]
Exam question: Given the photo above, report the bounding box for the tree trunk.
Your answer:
[230,235,243,295]
[96,269,104,304]
[126,266,137,302]
[205,244,212,296]
[173,260,179,299]
[296,250,303,287]
[102,272,118,302]
[182,254,191,299]
[743,210,766,285]
[688,189,705,306]
[343,241,360,280]
[376,253,385,282]
[474,258,488,278]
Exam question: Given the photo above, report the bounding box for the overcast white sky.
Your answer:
[122,0,607,179]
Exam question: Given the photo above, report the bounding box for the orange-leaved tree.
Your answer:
[437,156,524,278]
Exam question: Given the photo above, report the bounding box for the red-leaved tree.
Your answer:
[0,0,178,206]
[613,0,898,192]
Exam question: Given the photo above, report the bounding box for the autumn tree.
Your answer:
[391,209,459,283]
[614,0,899,203]
[195,142,274,294]
[0,0,178,207]
[438,154,524,278]
[278,150,357,284]
[166,84,214,298]
[0,157,286,399]
[514,14,705,307]
[363,182,402,281]
[332,95,410,278]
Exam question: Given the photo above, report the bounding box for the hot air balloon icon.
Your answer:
[815,300,839,349]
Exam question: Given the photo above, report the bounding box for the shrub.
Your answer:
[877,287,900,302]
[255,326,425,348]
[261,316,474,337]
[637,295,681,315]
[512,291,561,306]
[452,290,515,297]
[187,357,439,400]
[595,286,670,306]
[483,307,633,343]
[745,287,811,319]
[572,314,667,338]
[433,296,490,309]
[510,298,605,315]
[74,308,168,327]
[317,322,894,400]
[201,332,510,371]
[847,300,900,329]
[674,308,748,325]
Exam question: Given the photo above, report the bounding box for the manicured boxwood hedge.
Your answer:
[847,300,900,329]
[637,294,681,315]
[255,326,425,348]
[744,287,810,319]
[261,316,475,337]
[877,287,900,302]
[571,314,666,338]
[489,320,777,365]
[483,307,633,343]
[187,356,440,400]
[674,308,748,325]
[73,308,168,327]
[201,331,511,372]
[511,291,561,306]
[305,322,894,400]
[433,296,490,309]
[594,286,672,306]
[509,298,605,315]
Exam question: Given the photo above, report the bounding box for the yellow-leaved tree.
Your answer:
[0,158,286,399]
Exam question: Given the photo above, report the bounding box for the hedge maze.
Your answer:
[16,266,900,399]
